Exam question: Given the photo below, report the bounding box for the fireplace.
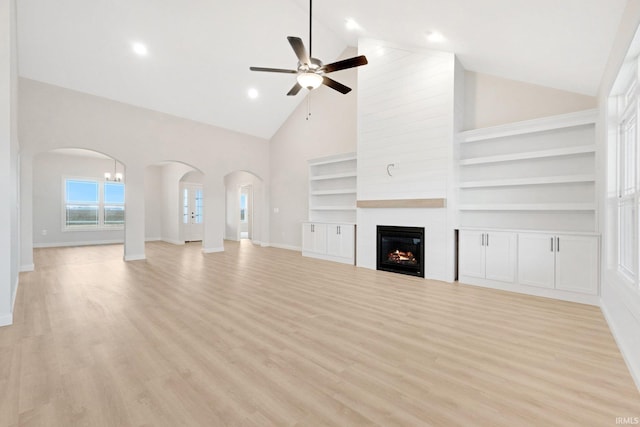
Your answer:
[377,225,425,277]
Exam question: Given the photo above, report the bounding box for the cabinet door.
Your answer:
[302,223,315,252]
[485,232,517,283]
[302,223,327,254]
[311,223,327,254]
[555,235,599,295]
[517,233,555,289]
[328,224,355,260]
[459,230,485,279]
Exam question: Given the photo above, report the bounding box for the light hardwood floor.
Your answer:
[1,240,639,426]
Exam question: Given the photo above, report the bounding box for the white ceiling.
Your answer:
[17,0,627,140]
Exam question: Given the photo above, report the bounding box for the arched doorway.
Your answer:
[145,161,204,245]
[31,148,126,252]
[223,171,264,244]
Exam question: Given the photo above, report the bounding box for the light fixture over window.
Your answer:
[105,159,123,182]
[297,72,323,90]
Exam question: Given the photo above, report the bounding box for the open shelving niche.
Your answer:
[456,109,598,232]
[308,152,357,223]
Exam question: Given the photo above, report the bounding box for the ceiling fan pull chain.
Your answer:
[306,92,311,120]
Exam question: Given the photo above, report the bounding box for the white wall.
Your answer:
[32,152,125,247]
[268,48,358,250]
[144,165,162,241]
[598,0,640,390]
[0,0,19,326]
[19,78,270,262]
[464,71,597,130]
[356,39,457,282]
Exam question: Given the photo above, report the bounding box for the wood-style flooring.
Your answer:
[1,240,639,426]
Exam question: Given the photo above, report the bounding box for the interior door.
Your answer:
[182,184,204,242]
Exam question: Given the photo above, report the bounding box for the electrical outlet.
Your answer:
[273,207,279,213]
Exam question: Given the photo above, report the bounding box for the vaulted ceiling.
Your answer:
[17,0,627,139]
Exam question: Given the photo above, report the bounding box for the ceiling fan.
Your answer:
[249,0,368,96]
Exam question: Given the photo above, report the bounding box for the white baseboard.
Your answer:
[34,239,124,248]
[601,295,640,392]
[20,264,34,272]
[124,254,146,261]
[202,247,224,254]
[458,275,600,306]
[268,243,301,252]
[0,313,12,327]
[302,251,354,265]
[12,276,19,312]
[145,237,162,242]
[161,238,185,246]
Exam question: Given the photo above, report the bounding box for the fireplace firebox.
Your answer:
[377,225,425,277]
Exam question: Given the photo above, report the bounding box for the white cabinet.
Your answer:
[302,222,327,254]
[326,224,355,260]
[518,233,598,295]
[459,230,516,283]
[302,222,355,265]
[517,233,556,288]
[304,153,357,265]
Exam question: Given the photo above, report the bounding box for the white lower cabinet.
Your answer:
[302,222,355,265]
[459,230,516,283]
[459,228,600,303]
[518,233,598,295]
[302,222,327,254]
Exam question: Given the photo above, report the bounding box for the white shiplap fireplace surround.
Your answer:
[356,39,462,283]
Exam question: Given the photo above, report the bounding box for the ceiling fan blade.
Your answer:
[287,36,310,65]
[250,66,297,74]
[322,76,351,94]
[322,55,368,74]
[287,82,303,96]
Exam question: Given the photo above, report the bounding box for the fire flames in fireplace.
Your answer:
[387,249,417,265]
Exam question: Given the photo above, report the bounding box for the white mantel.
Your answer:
[355,39,462,282]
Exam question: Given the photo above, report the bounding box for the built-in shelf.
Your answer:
[307,154,357,166]
[308,152,357,223]
[311,189,357,195]
[457,110,597,232]
[459,175,596,189]
[458,203,596,211]
[460,145,595,166]
[310,172,358,181]
[458,109,598,143]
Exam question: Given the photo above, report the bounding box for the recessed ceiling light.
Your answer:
[132,42,148,56]
[345,18,361,31]
[248,88,259,99]
[426,31,446,43]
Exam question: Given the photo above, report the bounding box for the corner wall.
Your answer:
[597,0,640,390]
[0,0,19,326]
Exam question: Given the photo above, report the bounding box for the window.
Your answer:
[64,178,124,229]
[240,193,247,222]
[616,74,640,285]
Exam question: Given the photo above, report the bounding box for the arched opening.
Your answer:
[32,148,126,253]
[145,161,204,246]
[223,171,265,244]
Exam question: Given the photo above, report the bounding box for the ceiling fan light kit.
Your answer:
[249,0,368,96]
